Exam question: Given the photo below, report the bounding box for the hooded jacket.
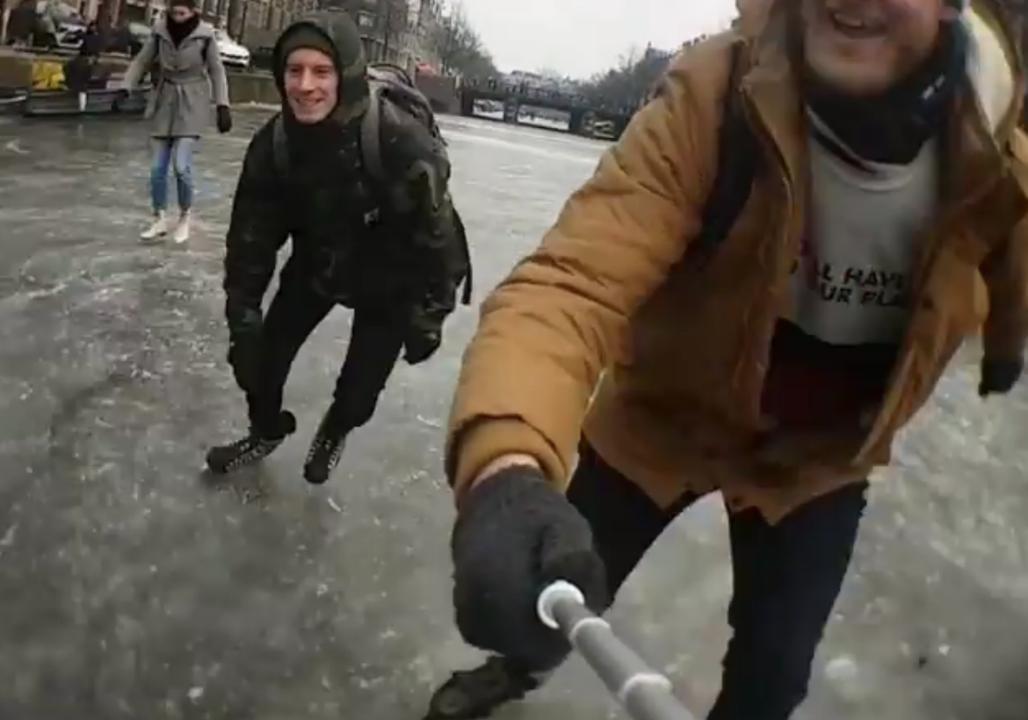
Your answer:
[123,18,229,138]
[223,12,467,337]
[447,0,1028,523]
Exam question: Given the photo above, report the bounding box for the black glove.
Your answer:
[979,356,1024,397]
[404,326,441,365]
[451,466,609,671]
[216,104,232,134]
[227,306,262,394]
[403,298,449,365]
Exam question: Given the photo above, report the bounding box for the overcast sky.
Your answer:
[461,0,739,79]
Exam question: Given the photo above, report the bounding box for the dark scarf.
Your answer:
[167,14,200,48]
[803,20,967,165]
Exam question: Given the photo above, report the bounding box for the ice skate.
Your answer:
[425,657,542,719]
[303,412,348,485]
[206,411,296,474]
[140,211,170,241]
[172,210,191,244]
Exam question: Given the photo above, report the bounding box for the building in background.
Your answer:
[310,0,442,73]
[95,0,316,47]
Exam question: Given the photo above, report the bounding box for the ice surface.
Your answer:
[0,111,1026,719]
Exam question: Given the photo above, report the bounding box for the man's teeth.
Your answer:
[831,11,871,30]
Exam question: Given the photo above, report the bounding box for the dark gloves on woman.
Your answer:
[216,104,233,134]
[451,465,609,671]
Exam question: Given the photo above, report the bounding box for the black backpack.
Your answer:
[271,62,473,304]
[688,41,760,267]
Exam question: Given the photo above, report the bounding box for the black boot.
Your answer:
[425,657,544,719]
[303,410,349,485]
[206,411,296,474]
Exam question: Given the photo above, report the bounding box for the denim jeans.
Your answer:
[150,137,196,213]
[567,443,868,720]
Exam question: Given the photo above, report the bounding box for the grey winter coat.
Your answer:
[123,20,230,138]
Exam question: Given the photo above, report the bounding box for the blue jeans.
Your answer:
[150,137,196,213]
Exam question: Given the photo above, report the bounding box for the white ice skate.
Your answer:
[140,211,170,241]
[172,211,191,244]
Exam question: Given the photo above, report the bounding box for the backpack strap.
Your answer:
[689,41,760,268]
[454,207,473,305]
[271,112,290,181]
[360,83,386,184]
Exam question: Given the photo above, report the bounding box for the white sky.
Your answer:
[461,0,739,79]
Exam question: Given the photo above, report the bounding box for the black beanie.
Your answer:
[169,0,196,9]
[277,25,337,71]
[273,13,370,127]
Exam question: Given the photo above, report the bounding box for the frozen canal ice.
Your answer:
[0,110,1027,719]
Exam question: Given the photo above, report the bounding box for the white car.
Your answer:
[215,30,250,70]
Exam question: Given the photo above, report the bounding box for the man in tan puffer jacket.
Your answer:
[429,1,1028,718]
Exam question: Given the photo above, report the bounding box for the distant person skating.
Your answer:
[122,0,231,244]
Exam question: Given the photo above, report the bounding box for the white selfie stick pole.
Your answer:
[537,581,697,720]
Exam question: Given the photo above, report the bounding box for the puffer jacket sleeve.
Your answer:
[122,34,157,90]
[980,127,1028,362]
[446,49,725,498]
[204,30,230,107]
[223,124,288,331]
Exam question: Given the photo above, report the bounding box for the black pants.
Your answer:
[567,443,867,720]
[247,277,406,436]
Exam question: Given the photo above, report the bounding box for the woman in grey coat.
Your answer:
[123,0,232,243]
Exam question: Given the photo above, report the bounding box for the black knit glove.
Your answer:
[216,104,233,134]
[979,356,1024,397]
[451,466,609,671]
[403,296,450,365]
[227,306,262,394]
[403,327,441,365]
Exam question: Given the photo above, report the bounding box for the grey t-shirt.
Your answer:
[786,113,939,346]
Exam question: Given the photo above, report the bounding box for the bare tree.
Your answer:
[378,0,409,63]
[433,1,495,78]
[579,44,673,112]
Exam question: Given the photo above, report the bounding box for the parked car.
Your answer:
[215,30,250,70]
[54,18,86,50]
[592,119,617,140]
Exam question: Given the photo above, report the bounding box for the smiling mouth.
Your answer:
[827,8,886,39]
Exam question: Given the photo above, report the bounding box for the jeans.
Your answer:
[246,270,407,438]
[566,442,868,720]
[150,137,196,213]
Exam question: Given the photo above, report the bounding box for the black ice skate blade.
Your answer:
[423,661,539,719]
